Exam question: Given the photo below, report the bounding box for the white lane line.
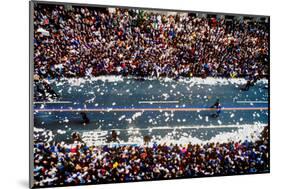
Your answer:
[34,107,269,112]
[138,101,179,104]
[33,101,72,104]
[236,101,268,104]
[83,124,267,132]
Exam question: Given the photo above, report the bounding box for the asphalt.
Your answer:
[33,77,269,144]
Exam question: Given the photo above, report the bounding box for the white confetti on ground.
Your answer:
[132,112,143,120]
[125,118,132,124]
[205,116,209,122]
[162,93,170,100]
[118,115,126,121]
[57,129,66,134]
[63,117,69,123]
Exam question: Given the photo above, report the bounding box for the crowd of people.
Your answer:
[34,4,269,80]
[33,126,269,187]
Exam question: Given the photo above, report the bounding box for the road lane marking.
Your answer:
[34,107,269,112]
[99,124,268,131]
[236,101,268,104]
[138,101,179,104]
[33,101,72,104]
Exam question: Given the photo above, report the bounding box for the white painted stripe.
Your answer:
[85,124,267,132]
[33,101,72,104]
[34,107,269,112]
[236,101,268,104]
[138,101,179,104]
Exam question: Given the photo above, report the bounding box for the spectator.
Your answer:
[33,5,269,80]
[33,126,269,187]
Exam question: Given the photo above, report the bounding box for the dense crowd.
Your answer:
[34,4,269,79]
[33,126,269,187]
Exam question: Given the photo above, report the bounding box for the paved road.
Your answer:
[33,77,269,144]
